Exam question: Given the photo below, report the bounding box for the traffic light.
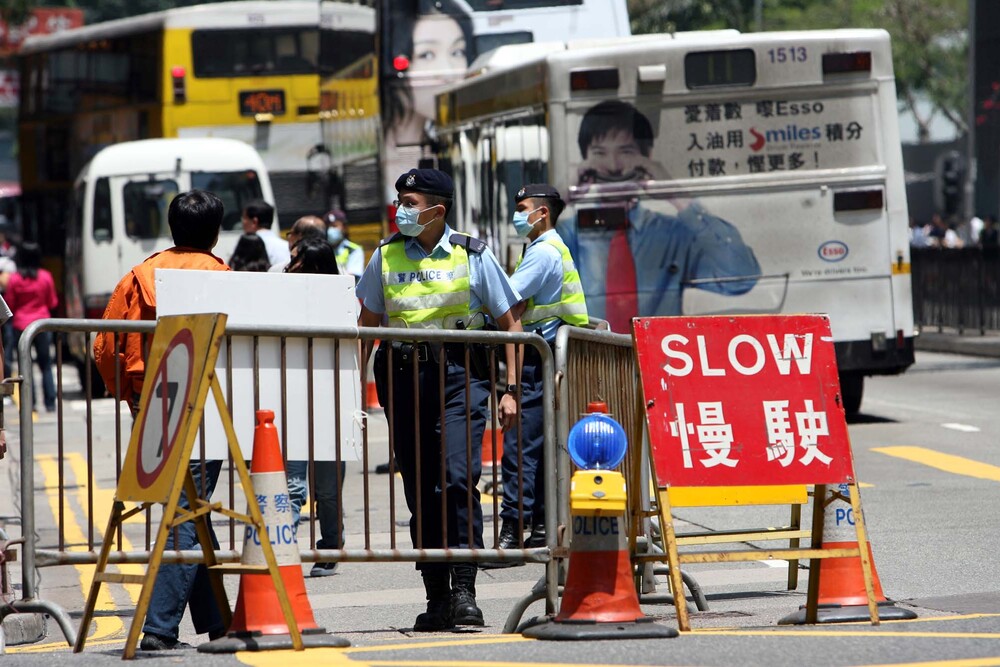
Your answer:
[938,151,965,217]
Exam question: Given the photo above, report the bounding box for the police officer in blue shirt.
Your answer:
[357,168,523,631]
[483,185,588,569]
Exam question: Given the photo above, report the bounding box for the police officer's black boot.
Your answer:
[414,569,455,631]
[451,564,485,626]
[480,520,523,569]
[525,519,546,548]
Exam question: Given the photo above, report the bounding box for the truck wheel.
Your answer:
[839,372,864,416]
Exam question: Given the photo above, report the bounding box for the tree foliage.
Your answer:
[628,0,967,142]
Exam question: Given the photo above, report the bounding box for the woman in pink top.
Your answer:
[1,242,58,412]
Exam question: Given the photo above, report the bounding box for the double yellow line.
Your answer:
[9,453,142,652]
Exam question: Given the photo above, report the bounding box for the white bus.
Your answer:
[435,29,915,413]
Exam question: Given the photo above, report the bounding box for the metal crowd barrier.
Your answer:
[4,318,559,646]
[911,246,1000,333]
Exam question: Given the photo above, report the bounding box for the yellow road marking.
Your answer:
[239,650,678,667]
[694,630,1000,639]
[238,648,358,666]
[829,613,1000,626]
[344,636,530,653]
[6,637,125,654]
[37,455,123,641]
[36,453,145,645]
[359,662,678,667]
[853,660,1000,667]
[66,452,145,597]
[872,447,1000,482]
[10,382,37,423]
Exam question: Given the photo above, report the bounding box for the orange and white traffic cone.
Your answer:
[199,410,349,653]
[779,484,916,624]
[523,410,675,640]
[365,341,382,410]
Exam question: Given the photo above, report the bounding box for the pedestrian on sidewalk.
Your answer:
[1,242,58,412]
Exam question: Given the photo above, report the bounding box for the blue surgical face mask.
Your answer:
[512,207,542,238]
[396,205,433,237]
[327,227,344,245]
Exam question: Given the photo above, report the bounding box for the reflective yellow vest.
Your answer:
[516,235,588,328]
[335,239,362,267]
[381,236,483,329]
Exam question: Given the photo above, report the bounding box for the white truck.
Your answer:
[64,137,276,380]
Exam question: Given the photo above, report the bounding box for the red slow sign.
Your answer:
[633,314,856,488]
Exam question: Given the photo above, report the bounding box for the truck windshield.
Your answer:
[124,170,264,239]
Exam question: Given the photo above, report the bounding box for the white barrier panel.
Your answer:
[156,269,362,460]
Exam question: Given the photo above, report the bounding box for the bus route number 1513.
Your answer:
[768,46,807,63]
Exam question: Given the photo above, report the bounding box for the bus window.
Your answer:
[93,178,113,243]
[192,29,319,77]
[123,180,178,239]
[464,0,583,8]
[191,170,264,231]
[41,33,158,114]
[475,32,532,56]
[320,30,375,78]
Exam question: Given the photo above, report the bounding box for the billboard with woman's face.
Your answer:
[380,0,476,200]
[379,0,631,204]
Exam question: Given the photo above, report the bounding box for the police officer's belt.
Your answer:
[390,341,481,365]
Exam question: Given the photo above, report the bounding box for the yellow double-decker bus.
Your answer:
[18,1,379,291]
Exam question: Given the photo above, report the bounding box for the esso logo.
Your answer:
[818,241,849,262]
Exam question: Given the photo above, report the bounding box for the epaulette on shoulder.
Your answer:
[379,233,404,247]
[449,233,487,254]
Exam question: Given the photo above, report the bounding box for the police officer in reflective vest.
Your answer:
[356,169,522,631]
[324,209,364,280]
[485,184,588,568]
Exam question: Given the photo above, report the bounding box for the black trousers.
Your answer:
[376,348,488,572]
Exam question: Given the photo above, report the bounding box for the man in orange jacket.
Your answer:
[94,189,231,650]
[94,190,230,409]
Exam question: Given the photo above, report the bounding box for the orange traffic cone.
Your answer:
[481,426,502,468]
[779,484,916,624]
[523,410,675,640]
[365,341,382,410]
[365,380,381,410]
[199,410,349,653]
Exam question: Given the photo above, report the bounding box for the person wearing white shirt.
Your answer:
[241,200,290,267]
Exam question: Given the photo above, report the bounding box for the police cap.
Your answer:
[514,183,562,204]
[395,169,454,198]
[324,209,347,225]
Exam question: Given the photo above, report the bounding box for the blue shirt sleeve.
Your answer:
[678,203,761,295]
[510,241,562,301]
[470,246,521,320]
[355,247,386,313]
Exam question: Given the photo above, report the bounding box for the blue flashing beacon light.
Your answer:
[567,402,628,470]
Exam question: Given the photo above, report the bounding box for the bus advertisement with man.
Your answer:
[436,29,914,413]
